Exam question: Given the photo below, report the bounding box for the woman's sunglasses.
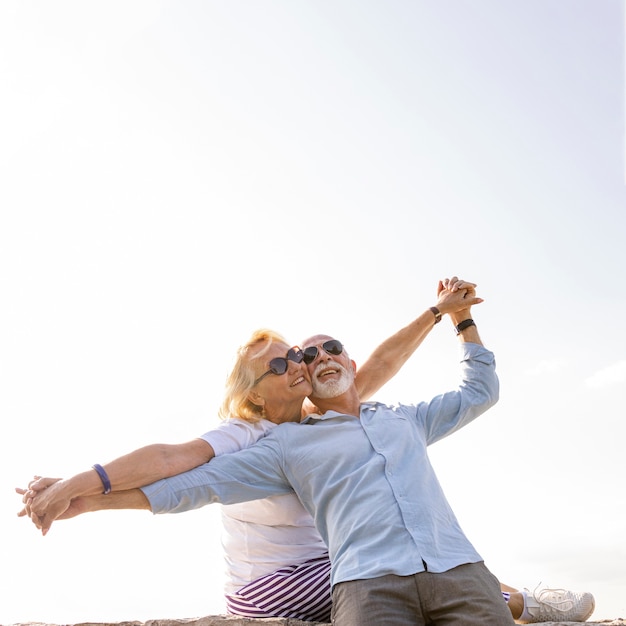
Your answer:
[302,339,343,365]
[254,347,305,386]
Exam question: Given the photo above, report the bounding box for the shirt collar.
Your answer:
[302,403,378,423]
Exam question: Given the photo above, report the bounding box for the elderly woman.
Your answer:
[18,277,594,624]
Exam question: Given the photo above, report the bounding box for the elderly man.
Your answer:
[128,280,513,625]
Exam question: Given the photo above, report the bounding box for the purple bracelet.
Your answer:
[92,463,112,495]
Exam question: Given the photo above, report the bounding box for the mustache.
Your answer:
[313,361,348,378]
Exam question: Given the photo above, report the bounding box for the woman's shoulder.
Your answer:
[200,417,277,455]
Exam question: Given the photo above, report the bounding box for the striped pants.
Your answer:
[225,552,333,622]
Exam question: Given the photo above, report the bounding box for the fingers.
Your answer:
[15,486,34,518]
[27,475,42,489]
[29,510,40,526]
[440,277,478,294]
[451,280,477,293]
[38,518,51,536]
[443,276,459,289]
[29,508,53,535]
[26,507,56,535]
[20,488,35,504]
[28,476,61,492]
[15,487,29,518]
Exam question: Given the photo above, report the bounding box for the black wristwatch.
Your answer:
[455,319,476,335]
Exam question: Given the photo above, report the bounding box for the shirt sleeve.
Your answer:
[199,418,274,456]
[141,432,293,514]
[415,342,499,445]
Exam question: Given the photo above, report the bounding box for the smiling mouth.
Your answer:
[318,368,339,379]
[290,376,307,387]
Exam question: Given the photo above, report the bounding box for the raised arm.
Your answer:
[356,277,484,400]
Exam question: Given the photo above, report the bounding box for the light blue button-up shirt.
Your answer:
[142,342,498,587]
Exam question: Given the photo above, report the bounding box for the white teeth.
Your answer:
[291,376,305,387]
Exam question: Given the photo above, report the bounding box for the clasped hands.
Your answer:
[16,476,80,536]
[436,276,482,316]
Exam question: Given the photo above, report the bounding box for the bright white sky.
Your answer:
[1,1,625,623]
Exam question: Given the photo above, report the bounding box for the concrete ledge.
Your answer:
[4,619,326,626]
[5,616,625,626]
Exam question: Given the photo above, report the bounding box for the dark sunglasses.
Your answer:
[254,347,305,386]
[302,339,344,365]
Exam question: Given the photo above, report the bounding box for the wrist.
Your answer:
[84,494,112,513]
[92,464,112,495]
[454,318,476,335]
[429,306,442,324]
[48,477,84,505]
[64,472,103,499]
[448,309,472,325]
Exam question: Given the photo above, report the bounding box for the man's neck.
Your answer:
[310,389,362,418]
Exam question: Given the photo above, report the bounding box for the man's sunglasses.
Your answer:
[302,339,344,365]
[254,347,305,386]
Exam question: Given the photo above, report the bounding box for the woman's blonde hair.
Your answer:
[218,328,289,422]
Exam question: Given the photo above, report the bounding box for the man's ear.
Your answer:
[247,390,265,408]
[351,359,357,374]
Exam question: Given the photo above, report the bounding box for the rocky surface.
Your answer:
[4,616,625,626]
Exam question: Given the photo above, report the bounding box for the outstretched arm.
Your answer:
[356,276,484,400]
[18,438,214,535]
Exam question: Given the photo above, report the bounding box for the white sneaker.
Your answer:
[520,585,595,623]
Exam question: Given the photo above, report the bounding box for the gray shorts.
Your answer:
[331,561,515,626]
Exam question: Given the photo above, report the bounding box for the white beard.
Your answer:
[311,361,354,398]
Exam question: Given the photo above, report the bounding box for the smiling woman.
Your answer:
[219,330,312,424]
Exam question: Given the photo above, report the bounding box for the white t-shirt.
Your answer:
[200,418,327,595]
